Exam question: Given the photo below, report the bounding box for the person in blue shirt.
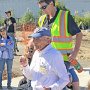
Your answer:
[0,26,14,89]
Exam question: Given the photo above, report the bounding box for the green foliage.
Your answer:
[55,1,69,11]
[84,12,90,26]
[38,10,42,17]
[20,11,35,24]
[0,16,4,26]
[74,12,90,27]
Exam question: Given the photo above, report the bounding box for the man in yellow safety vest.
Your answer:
[37,0,83,90]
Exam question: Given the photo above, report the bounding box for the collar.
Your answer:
[47,7,60,24]
[1,36,10,40]
[39,44,52,56]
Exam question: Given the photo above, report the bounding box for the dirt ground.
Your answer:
[3,30,90,80]
[77,30,90,67]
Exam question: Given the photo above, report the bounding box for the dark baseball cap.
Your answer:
[28,27,51,38]
[5,11,11,14]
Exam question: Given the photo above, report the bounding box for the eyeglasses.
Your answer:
[40,5,48,10]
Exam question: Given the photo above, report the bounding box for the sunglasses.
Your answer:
[40,5,48,10]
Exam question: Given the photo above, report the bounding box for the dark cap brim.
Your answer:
[5,11,11,14]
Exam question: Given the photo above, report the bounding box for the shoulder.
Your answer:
[45,47,62,59]
[10,17,16,21]
[39,14,47,20]
[10,17,16,23]
[40,14,47,18]
[10,17,15,19]
[45,48,64,65]
[4,18,7,23]
[50,48,62,57]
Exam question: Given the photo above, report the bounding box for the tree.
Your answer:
[0,16,4,26]
[55,1,69,11]
[20,11,35,24]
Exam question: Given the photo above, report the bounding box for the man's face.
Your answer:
[32,36,50,51]
[38,2,52,15]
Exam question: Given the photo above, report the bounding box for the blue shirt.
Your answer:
[0,36,14,59]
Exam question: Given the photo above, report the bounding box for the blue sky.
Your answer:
[0,0,90,18]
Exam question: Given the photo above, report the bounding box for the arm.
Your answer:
[5,37,14,49]
[4,24,6,27]
[4,19,6,27]
[12,17,16,35]
[68,14,83,60]
[23,65,32,80]
[14,23,16,33]
[20,55,34,80]
[0,37,14,50]
[69,32,83,60]
[24,39,34,59]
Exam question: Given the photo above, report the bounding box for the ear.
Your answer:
[46,37,51,44]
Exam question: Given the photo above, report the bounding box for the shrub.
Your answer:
[0,16,4,26]
[74,12,90,29]
[55,1,69,11]
[20,11,35,24]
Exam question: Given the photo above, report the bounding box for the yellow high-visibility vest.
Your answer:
[38,10,73,61]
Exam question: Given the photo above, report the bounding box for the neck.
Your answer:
[8,16,11,18]
[38,44,49,51]
[3,35,7,39]
[49,7,57,19]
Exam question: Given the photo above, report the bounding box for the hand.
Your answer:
[20,56,28,67]
[14,33,16,37]
[68,52,77,61]
[8,41,12,45]
[0,43,5,46]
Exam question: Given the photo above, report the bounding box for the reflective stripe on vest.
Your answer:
[51,10,73,54]
[52,36,72,42]
[38,14,46,28]
[38,10,73,61]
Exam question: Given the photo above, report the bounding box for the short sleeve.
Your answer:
[68,14,81,35]
[4,19,7,24]
[11,17,16,24]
